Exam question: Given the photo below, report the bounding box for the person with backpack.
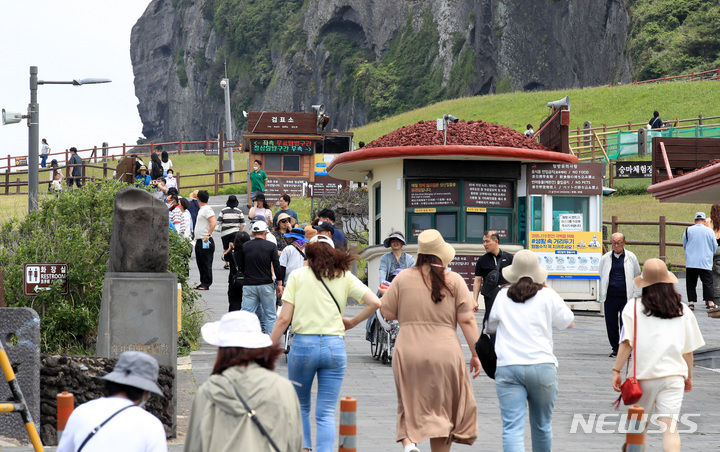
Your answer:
[223,231,251,312]
[649,110,665,129]
[473,230,513,322]
[149,152,164,180]
[279,228,307,285]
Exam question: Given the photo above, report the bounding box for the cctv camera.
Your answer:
[443,114,459,123]
[220,79,228,89]
[2,109,23,125]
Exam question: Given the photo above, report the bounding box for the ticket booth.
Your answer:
[328,145,603,310]
[242,112,353,203]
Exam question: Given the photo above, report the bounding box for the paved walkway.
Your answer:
[4,199,719,450]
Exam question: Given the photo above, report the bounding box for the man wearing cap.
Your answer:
[194,190,216,290]
[279,227,307,285]
[313,220,335,239]
[241,220,284,333]
[67,146,83,188]
[317,208,347,250]
[683,212,718,310]
[57,351,167,452]
[135,165,152,186]
[272,193,299,228]
[599,232,641,357]
[473,230,513,322]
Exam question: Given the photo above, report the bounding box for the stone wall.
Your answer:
[39,354,174,446]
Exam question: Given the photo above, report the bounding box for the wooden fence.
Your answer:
[569,114,720,163]
[632,66,720,85]
[603,215,693,268]
[1,139,247,196]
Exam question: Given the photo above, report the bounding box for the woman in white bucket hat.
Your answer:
[185,311,302,451]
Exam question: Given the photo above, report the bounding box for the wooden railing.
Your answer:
[0,138,247,196]
[1,139,221,175]
[632,67,720,85]
[603,215,693,269]
[569,114,720,163]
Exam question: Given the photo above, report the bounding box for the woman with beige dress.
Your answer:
[381,229,480,452]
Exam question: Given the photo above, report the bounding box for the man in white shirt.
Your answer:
[194,190,216,290]
[57,352,167,452]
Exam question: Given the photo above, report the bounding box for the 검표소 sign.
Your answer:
[24,263,69,295]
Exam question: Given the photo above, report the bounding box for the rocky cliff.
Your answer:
[131,0,632,143]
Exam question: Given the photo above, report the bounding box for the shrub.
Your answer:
[0,181,204,355]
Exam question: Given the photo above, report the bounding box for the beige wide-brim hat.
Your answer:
[502,249,548,284]
[189,190,199,200]
[634,258,678,289]
[417,229,455,267]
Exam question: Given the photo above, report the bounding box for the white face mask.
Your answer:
[253,166,259,171]
[137,392,150,409]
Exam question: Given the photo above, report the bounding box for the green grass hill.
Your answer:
[351,81,720,145]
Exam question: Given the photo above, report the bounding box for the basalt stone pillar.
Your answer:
[107,187,169,273]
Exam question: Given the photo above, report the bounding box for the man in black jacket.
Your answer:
[240,220,284,333]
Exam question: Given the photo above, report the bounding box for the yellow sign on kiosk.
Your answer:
[529,231,602,280]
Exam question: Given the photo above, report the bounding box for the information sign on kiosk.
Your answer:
[529,232,601,280]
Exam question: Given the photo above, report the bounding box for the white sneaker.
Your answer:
[403,443,420,452]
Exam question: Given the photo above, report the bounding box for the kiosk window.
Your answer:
[531,197,543,231]
[552,196,589,231]
[410,214,432,237]
[489,215,510,239]
[264,155,300,173]
[466,214,486,239]
[436,214,457,241]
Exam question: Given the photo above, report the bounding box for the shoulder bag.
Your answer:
[229,251,245,289]
[222,375,281,452]
[319,279,343,314]
[613,298,642,409]
[474,320,497,379]
[480,253,503,299]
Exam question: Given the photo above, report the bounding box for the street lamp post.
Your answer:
[221,77,235,182]
[26,66,111,212]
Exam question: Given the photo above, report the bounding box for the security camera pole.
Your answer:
[25,66,110,212]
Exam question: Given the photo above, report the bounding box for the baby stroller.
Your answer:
[369,308,399,364]
[368,268,402,364]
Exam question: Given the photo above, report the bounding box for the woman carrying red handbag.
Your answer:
[612,258,705,451]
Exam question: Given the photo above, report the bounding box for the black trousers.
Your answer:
[195,237,215,288]
[604,294,627,352]
[686,267,713,303]
[221,232,237,251]
[228,284,243,312]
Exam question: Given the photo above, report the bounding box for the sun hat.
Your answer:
[189,190,199,200]
[309,234,335,248]
[383,232,407,248]
[138,165,148,171]
[277,213,292,224]
[226,195,239,208]
[313,221,335,233]
[251,220,268,233]
[101,351,163,396]
[201,311,272,349]
[304,225,318,240]
[251,214,266,223]
[417,229,455,267]
[695,212,706,220]
[284,227,306,241]
[634,258,678,289]
[502,249,548,284]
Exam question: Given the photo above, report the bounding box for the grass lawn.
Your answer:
[351,82,720,145]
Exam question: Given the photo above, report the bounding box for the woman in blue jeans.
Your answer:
[271,235,381,452]
[487,250,575,452]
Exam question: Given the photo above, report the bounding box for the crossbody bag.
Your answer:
[613,298,642,409]
[319,279,343,315]
[77,404,136,452]
[222,375,281,452]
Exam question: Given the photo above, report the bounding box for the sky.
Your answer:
[0,1,151,160]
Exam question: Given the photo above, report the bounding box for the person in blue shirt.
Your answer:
[272,193,299,228]
[683,212,719,310]
[135,165,151,186]
[317,208,347,251]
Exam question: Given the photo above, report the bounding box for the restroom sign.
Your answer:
[23,263,69,296]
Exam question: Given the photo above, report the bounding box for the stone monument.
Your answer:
[96,187,178,436]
